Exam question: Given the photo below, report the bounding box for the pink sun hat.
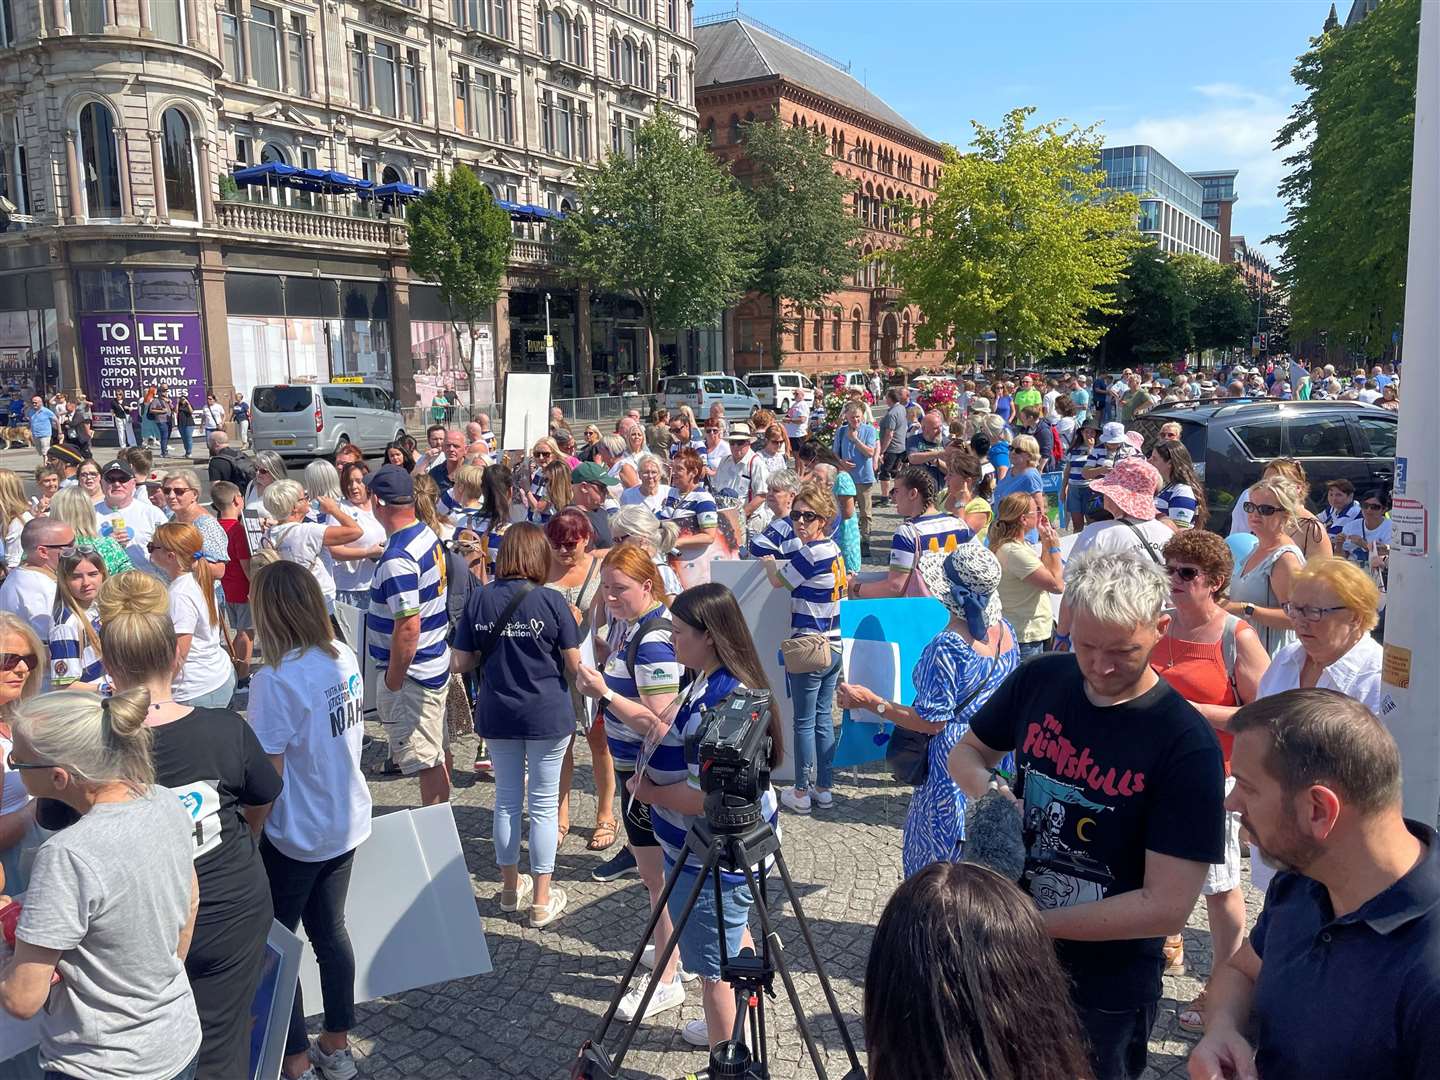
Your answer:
[1089,456,1162,521]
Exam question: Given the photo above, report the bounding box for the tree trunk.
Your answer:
[643,313,658,395]
[768,292,783,372]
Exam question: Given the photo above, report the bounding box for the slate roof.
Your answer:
[695,15,929,142]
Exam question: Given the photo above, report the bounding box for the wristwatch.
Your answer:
[598,693,612,712]
[1243,603,1256,618]
[876,701,888,717]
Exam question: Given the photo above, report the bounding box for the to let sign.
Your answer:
[80,314,207,410]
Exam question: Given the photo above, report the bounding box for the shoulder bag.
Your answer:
[780,633,832,674]
[886,677,989,787]
[1121,519,1164,565]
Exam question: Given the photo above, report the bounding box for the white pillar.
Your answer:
[1380,0,1439,828]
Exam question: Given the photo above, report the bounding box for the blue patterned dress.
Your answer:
[902,626,1019,879]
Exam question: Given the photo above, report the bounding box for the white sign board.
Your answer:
[501,372,551,452]
[297,805,492,1009]
[1391,497,1428,557]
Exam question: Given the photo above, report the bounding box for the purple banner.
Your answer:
[80,313,206,411]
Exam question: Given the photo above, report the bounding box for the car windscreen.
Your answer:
[252,386,313,413]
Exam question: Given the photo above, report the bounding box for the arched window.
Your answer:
[535,2,548,54]
[851,308,862,351]
[621,37,635,84]
[549,8,566,59]
[791,112,799,127]
[704,117,715,144]
[159,107,198,220]
[638,43,649,87]
[667,0,676,31]
[668,54,679,99]
[794,311,804,352]
[728,113,740,144]
[902,312,911,349]
[381,164,403,185]
[609,32,619,77]
[78,101,122,219]
[572,16,585,63]
[814,310,823,351]
[260,141,288,165]
[831,308,841,351]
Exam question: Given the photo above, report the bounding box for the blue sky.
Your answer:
[695,0,1338,261]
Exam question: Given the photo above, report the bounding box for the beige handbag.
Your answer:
[780,633,832,674]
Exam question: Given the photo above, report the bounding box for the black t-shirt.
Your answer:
[968,653,1224,1009]
[585,508,614,548]
[150,707,284,923]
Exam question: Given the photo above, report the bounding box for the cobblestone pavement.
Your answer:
[326,498,1259,1079]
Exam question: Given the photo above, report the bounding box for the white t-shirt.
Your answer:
[1068,517,1174,562]
[331,503,386,594]
[247,646,372,861]
[201,403,226,431]
[169,573,231,701]
[3,513,29,568]
[0,731,29,815]
[270,521,336,604]
[784,403,809,439]
[1357,388,1381,404]
[95,498,169,576]
[619,484,671,514]
[0,566,56,643]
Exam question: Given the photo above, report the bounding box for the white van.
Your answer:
[658,374,760,421]
[744,371,815,413]
[251,382,407,459]
[832,370,872,395]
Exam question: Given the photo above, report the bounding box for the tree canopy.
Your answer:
[553,110,756,390]
[406,166,513,400]
[1174,254,1254,354]
[1095,246,1256,364]
[738,118,863,364]
[1271,0,1418,355]
[891,107,1142,363]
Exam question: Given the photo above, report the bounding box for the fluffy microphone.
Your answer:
[962,785,1028,882]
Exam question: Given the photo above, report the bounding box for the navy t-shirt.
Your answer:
[455,577,580,740]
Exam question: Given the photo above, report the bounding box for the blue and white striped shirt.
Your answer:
[367,521,450,690]
[780,538,846,641]
[1065,445,1093,493]
[602,605,681,765]
[48,605,104,688]
[749,514,799,559]
[659,487,718,532]
[1155,483,1199,527]
[649,668,778,879]
[888,512,970,572]
[1319,500,1363,539]
[528,469,552,525]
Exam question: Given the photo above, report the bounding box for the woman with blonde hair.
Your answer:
[2,687,202,1080]
[543,459,573,519]
[97,566,170,623]
[48,548,107,692]
[0,611,45,894]
[102,608,281,1077]
[149,521,235,707]
[611,504,682,595]
[989,492,1064,659]
[0,468,32,568]
[522,437,563,524]
[262,478,363,614]
[1226,476,1306,657]
[244,450,288,515]
[162,468,228,560]
[50,486,132,576]
[247,560,369,1080]
[1230,457,1331,561]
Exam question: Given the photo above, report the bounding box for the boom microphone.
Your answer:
[962,784,1027,882]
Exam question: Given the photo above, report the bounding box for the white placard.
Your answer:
[501,372,551,452]
[841,638,901,723]
[297,805,492,1010]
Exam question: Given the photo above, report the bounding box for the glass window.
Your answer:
[286,14,310,96]
[851,309,861,351]
[403,49,422,120]
[322,386,359,408]
[549,9,565,59]
[160,108,198,220]
[131,270,198,312]
[453,63,469,132]
[68,0,105,34]
[350,32,369,109]
[0,0,13,47]
[621,38,634,84]
[576,102,589,160]
[540,90,554,151]
[608,33,618,78]
[667,0,675,31]
[78,101,122,219]
[250,6,281,90]
[77,269,131,313]
[1231,422,1281,459]
[1286,415,1354,458]
[702,378,730,395]
[499,76,514,141]
[534,2,547,54]
[556,94,572,157]
[571,17,584,64]
[219,0,241,77]
[491,0,507,35]
[639,43,649,87]
[373,41,398,117]
[1356,415,1397,458]
[253,386,314,413]
[152,0,183,43]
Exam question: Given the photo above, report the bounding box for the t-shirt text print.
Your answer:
[327,670,364,740]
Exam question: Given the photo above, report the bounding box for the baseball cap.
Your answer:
[365,464,415,505]
[571,461,620,487]
[101,458,135,480]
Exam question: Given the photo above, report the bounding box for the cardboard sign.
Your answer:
[1391,497,1427,556]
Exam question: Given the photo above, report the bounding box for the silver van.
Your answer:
[658,374,760,420]
[251,382,407,459]
[744,371,815,412]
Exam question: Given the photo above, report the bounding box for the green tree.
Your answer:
[406,166,513,402]
[1271,0,1418,355]
[1174,255,1254,353]
[1098,244,1193,365]
[738,118,863,366]
[891,107,1142,363]
[554,111,757,391]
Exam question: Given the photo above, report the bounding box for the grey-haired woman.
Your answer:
[837,544,1018,878]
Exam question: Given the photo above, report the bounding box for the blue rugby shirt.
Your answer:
[367,520,450,689]
[779,538,846,641]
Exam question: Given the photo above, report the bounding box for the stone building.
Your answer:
[0,0,706,414]
[694,12,948,376]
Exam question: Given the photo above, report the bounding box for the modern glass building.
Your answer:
[1097,145,1222,261]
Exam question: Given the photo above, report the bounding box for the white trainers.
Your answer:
[811,789,834,809]
[499,874,534,913]
[640,943,698,982]
[780,787,812,815]
[615,975,686,1023]
[681,1017,711,1048]
[309,1041,358,1080]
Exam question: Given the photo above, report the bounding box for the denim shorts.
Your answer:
[1065,484,1091,516]
[665,863,756,981]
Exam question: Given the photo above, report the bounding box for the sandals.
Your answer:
[1178,990,1208,1034]
[1163,933,1186,976]
[556,824,570,847]
[588,819,619,851]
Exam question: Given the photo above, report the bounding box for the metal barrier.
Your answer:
[399,394,657,441]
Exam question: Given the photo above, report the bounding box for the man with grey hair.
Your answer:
[950,550,1224,1080]
[0,517,74,642]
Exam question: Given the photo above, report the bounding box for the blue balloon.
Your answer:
[1226,530,1259,566]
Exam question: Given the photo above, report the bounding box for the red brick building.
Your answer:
[695,13,948,376]
[1228,235,1275,295]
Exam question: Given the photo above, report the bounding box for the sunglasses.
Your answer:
[0,653,36,673]
[162,486,194,496]
[1243,501,1282,516]
[533,451,553,459]
[1165,565,1202,582]
[552,540,583,552]
[1281,601,1349,623]
[792,510,825,525]
[5,750,50,771]
[104,474,131,484]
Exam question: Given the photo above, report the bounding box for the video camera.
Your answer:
[687,687,773,833]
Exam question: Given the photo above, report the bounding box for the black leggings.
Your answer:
[261,837,358,1057]
[188,894,273,1079]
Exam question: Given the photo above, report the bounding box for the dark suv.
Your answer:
[1132,400,1397,535]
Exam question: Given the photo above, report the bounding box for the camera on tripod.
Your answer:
[689,687,773,833]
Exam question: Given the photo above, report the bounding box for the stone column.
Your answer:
[576,281,594,398]
[115,130,133,218]
[490,284,510,412]
[51,0,68,33]
[388,262,415,409]
[63,129,83,222]
[196,137,215,221]
[148,131,168,219]
[197,244,233,401]
[50,262,81,395]
[137,0,151,32]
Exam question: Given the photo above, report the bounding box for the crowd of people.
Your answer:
[0,354,1425,1080]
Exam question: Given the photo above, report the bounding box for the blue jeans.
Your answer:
[156,420,172,456]
[1017,638,1050,660]
[47,1054,196,1080]
[180,666,236,709]
[177,421,193,457]
[490,734,569,875]
[786,647,840,791]
[666,863,756,981]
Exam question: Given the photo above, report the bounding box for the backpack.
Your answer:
[623,616,693,694]
[1040,418,1064,468]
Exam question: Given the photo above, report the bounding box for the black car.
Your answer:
[1132,400,1397,535]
